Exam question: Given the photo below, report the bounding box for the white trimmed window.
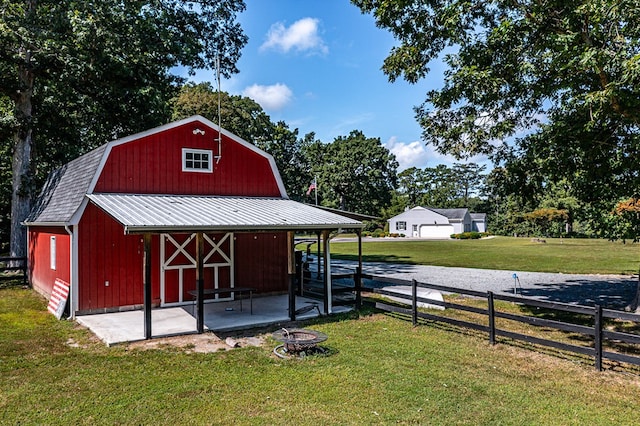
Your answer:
[182,148,213,173]
[396,221,407,231]
[50,236,56,270]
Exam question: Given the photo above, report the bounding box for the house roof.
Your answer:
[470,213,486,221]
[87,193,363,233]
[25,116,288,226]
[426,208,469,220]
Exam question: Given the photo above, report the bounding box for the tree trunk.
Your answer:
[10,63,35,259]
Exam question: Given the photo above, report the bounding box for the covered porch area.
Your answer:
[86,194,364,341]
[77,293,353,346]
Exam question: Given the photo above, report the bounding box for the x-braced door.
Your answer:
[160,233,234,306]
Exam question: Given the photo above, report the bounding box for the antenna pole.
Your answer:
[215,55,222,164]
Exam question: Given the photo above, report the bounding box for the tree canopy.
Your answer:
[353,0,640,156]
[352,0,640,238]
[1,0,247,256]
[171,82,273,144]
[309,130,398,216]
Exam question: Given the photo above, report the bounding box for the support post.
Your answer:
[196,232,204,334]
[488,291,496,345]
[316,231,321,279]
[295,250,303,296]
[412,279,418,326]
[322,230,332,315]
[356,229,362,309]
[287,231,296,321]
[595,305,603,371]
[143,233,152,340]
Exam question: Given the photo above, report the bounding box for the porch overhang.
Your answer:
[85,193,364,340]
[86,193,364,234]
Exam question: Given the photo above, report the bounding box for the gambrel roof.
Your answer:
[25,116,362,231]
[26,145,107,225]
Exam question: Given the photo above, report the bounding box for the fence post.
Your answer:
[412,279,418,326]
[488,291,496,345]
[355,266,362,309]
[22,258,28,287]
[594,305,603,371]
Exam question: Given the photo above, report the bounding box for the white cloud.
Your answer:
[385,137,431,171]
[242,83,293,111]
[260,18,328,55]
[385,136,490,171]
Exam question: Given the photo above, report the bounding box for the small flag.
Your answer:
[306,181,316,196]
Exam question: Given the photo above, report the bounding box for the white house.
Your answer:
[388,207,487,238]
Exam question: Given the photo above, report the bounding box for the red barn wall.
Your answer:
[28,227,70,298]
[234,232,288,293]
[93,121,282,197]
[77,203,151,313]
[77,204,288,312]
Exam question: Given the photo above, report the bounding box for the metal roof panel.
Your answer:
[86,194,363,233]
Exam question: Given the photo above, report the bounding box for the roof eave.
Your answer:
[123,223,364,234]
[23,221,70,227]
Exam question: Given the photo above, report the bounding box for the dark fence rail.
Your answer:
[361,272,640,372]
[0,256,28,286]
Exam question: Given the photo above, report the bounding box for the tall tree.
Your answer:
[421,165,458,208]
[255,123,314,201]
[452,163,486,207]
[311,130,398,216]
[397,167,426,207]
[1,1,247,257]
[171,83,273,144]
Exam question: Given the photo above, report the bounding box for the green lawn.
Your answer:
[2,288,640,425]
[329,236,640,275]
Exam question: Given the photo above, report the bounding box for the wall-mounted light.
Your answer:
[193,128,206,135]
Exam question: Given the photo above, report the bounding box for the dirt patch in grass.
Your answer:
[124,332,267,353]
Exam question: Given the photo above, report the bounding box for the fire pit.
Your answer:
[272,328,328,358]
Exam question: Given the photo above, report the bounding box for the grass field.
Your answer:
[329,236,640,275]
[2,287,640,425]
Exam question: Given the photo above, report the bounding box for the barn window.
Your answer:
[182,148,213,173]
[396,221,406,231]
[50,236,56,270]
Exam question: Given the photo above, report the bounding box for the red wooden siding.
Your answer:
[234,232,288,293]
[77,203,150,312]
[93,121,281,196]
[28,228,70,298]
[77,204,288,311]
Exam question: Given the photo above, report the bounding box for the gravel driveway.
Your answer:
[331,260,638,310]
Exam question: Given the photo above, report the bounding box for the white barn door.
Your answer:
[160,233,234,306]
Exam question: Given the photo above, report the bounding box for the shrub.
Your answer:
[451,232,484,240]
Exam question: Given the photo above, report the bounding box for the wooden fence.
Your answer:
[0,256,28,286]
[361,272,640,372]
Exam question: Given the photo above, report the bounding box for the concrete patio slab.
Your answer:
[76,294,351,346]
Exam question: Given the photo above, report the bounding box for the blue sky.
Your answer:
[189,0,465,171]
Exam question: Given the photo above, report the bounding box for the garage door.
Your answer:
[419,224,454,238]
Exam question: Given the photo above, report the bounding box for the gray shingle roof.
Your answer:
[427,208,469,220]
[25,145,106,224]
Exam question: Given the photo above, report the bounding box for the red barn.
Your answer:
[25,116,362,337]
